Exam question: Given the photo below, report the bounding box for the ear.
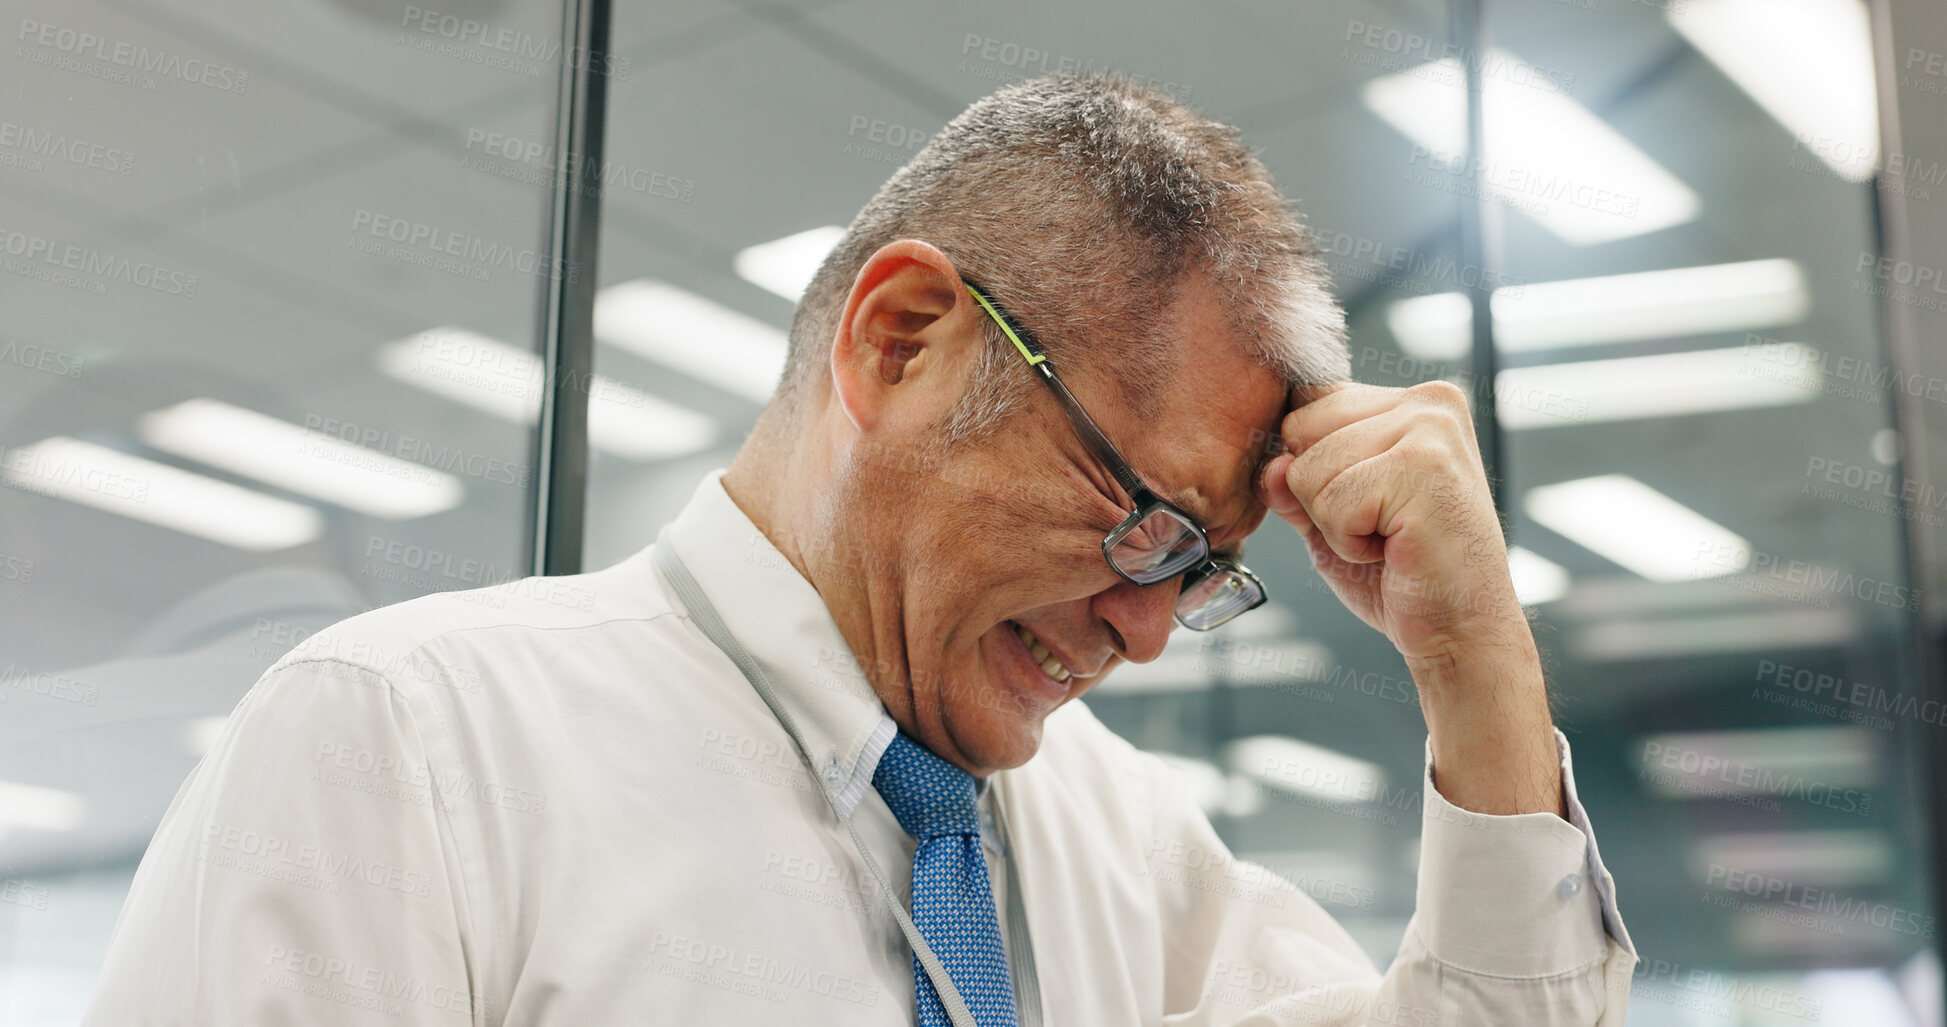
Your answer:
[829,240,982,435]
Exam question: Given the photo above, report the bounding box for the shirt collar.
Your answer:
[658,469,897,818]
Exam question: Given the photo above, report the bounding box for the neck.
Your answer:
[721,415,816,586]
[722,411,913,728]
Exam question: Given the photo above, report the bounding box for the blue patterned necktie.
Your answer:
[872,732,1019,1027]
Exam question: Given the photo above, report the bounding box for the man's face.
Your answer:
[885,273,1290,774]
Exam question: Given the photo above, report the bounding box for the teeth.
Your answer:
[1012,623,1074,681]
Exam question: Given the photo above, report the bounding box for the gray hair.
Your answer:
[775,73,1350,444]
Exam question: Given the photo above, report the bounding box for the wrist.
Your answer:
[1404,626,1563,817]
[1402,604,1543,702]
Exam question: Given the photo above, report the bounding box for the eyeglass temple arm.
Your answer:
[963,282,1149,501]
[1034,366,1152,501]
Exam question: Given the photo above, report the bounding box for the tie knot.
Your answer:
[872,732,980,839]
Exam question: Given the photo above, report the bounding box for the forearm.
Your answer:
[1406,614,1564,819]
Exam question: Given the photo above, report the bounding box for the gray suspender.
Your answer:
[1001,820,1044,1024]
[653,537,1042,1027]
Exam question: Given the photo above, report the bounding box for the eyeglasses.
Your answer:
[963,278,1268,631]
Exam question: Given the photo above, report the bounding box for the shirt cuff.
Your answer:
[1413,727,1635,978]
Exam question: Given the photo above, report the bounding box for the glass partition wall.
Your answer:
[0,0,574,1020]
[1481,0,1938,1021]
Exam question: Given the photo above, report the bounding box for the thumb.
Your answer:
[1258,453,1314,539]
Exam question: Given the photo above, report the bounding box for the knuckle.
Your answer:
[1280,418,1313,450]
[1288,458,1330,500]
[1407,406,1452,436]
[1406,405,1470,453]
[1395,438,1448,471]
[1407,378,1469,411]
[1318,460,1376,509]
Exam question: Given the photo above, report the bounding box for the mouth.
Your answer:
[1013,621,1076,682]
[990,619,1078,707]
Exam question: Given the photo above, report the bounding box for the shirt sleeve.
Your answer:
[1149,728,1636,1026]
[81,658,485,1027]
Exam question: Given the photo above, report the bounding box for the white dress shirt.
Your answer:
[84,469,1636,1026]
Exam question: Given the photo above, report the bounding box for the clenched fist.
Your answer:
[1258,379,1563,817]
[1257,380,1525,664]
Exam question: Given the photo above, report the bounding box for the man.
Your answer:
[85,75,1633,1025]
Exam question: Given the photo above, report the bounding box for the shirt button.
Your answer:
[1559,873,1583,901]
[980,810,996,833]
[820,761,845,789]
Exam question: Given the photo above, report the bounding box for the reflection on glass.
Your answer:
[0,0,569,1019]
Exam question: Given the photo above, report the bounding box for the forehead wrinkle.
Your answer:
[1165,478,1256,553]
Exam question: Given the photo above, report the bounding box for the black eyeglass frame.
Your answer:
[961,278,1268,629]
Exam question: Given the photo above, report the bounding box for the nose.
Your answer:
[1091,576,1180,664]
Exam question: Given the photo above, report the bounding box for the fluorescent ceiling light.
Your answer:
[1524,474,1750,582]
[1692,830,1891,888]
[1362,48,1701,244]
[1094,607,1316,691]
[1226,734,1387,804]
[0,780,85,831]
[583,383,718,461]
[1089,651,1216,694]
[735,225,846,301]
[1149,752,1229,815]
[1795,972,1910,1021]
[1497,343,1821,429]
[1570,607,1858,660]
[595,280,788,403]
[1672,0,1879,182]
[1212,641,1335,681]
[377,327,717,461]
[2,436,322,551]
[138,399,463,519]
[1508,546,1570,605]
[1639,726,1879,798]
[1388,259,1809,359]
[1211,602,1299,640]
[1098,636,1332,695]
[1386,293,1472,359]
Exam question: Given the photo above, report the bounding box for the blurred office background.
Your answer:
[5,0,1947,1023]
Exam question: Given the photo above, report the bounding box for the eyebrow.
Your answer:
[1165,485,1248,558]
[1167,486,1217,526]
